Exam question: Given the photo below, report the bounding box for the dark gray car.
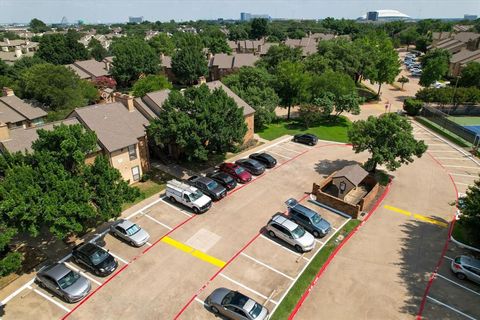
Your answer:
[205,287,269,320]
[36,263,91,303]
[188,175,227,201]
[286,198,331,238]
[235,159,265,176]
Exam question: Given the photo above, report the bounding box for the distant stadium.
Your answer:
[358,10,411,22]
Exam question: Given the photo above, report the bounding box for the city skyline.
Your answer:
[0,0,479,24]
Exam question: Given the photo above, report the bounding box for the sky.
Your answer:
[0,0,479,24]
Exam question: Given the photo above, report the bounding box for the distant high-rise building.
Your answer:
[359,10,410,22]
[240,12,271,21]
[464,14,478,21]
[129,16,143,23]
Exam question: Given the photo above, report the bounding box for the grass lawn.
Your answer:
[448,116,480,126]
[257,117,351,142]
[452,221,480,248]
[271,219,361,320]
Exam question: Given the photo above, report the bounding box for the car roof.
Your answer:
[460,255,480,268]
[271,214,297,231]
[195,176,213,184]
[76,242,103,255]
[209,171,229,178]
[42,263,72,281]
[221,162,236,168]
[291,203,317,218]
[116,219,135,229]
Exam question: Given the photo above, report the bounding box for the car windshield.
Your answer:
[58,271,80,289]
[249,302,263,318]
[90,249,109,265]
[311,213,322,224]
[207,180,218,190]
[291,226,306,239]
[126,224,141,236]
[234,166,245,174]
[190,190,203,201]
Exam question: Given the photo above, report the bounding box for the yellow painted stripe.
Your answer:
[413,214,448,228]
[384,205,411,217]
[161,236,194,253]
[191,250,226,268]
[161,236,226,267]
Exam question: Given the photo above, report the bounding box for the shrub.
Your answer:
[0,251,22,277]
[403,98,423,116]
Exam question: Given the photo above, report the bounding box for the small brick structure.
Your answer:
[312,170,381,219]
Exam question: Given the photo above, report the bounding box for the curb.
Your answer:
[450,235,480,253]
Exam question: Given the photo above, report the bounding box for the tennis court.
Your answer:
[448,116,480,135]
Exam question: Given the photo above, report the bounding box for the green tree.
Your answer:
[147,85,246,161]
[29,18,50,33]
[19,63,98,111]
[37,33,89,64]
[457,177,480,246]
[110,37,160,88]
[132,75,172,97]
[250,18,269,39]
[228,24,250,41]
[403,98,423,116]
[88,38,108,61]
[256,44,302,73]
[348,113,427,172]
[274,61,310,120]
[398,28,419,50]
[458,62,480,88]
[309,70,356,101]
[299,93,335,127]
[334,93,361,117]
[419,49,451,87]
[171,45,208,85]
[398,75,409,90]
[148,33,175,56]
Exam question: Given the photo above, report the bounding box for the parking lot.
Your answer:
[0,137,360,320]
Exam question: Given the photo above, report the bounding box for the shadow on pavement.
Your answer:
[314,159,361,176]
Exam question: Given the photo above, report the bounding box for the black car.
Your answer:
[72,243,118,277]
[293,133,318,146]
[206,171,237,191]
[235,159,266,176]
[249,152,277,169]
[187,175,227,201]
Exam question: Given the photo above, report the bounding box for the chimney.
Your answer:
[257,44,262,54]
[160,53,165,61]
[0,123,10,141]
[198,76,207,85]
[207,52,213,61]
[4,38,9,45]
[104,60,110,71]
[114,92,135,112]
[2,87,14,97]
[14,46,22,58]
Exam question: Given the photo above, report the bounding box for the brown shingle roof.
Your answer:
[142,89,170,114]
[333,164,368,187]
[66,64,90,79]
[451,49,480,64]
[232,53,259,68]
[73,59,109,78]
[210,53,234,69]
[0,100,26,124]
[0,95,47,120]
[454,32,480,43]
[204,81,255,116]
[72,102,148,153]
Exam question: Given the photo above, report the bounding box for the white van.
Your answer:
[166,179,212,214]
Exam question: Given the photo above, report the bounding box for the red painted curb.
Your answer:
[287,179,393,320]
[416,152,459,319]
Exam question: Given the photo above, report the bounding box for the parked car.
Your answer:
[249,152,277,169]
[285,198,331,238]
[451,255,480,284]
[235,159,266,176]
[166,179,212,214]
[110,219,150,247]
[206,171,237,191]
[188,175,227,201]
[205,287,269,320]
[72,242,118,277]
[36,263,91,303]
[411,70,422,77]
[293,133,318,146]
[265,214,315,252]
[219,163,252,184]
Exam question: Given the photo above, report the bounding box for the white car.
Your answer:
[265,214,315,252]
[110,219,150,246]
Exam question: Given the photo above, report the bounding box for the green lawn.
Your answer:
[415,117,472,148]
[271,219,361,320]
[257,117,351,142]
[448,116,480,126]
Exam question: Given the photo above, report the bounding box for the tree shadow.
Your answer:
[314,159,361,176]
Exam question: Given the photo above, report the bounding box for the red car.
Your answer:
[219,163,252,184]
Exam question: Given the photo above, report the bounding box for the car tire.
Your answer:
[211,306,220,314]
[456,272,466,280]
[73,256,80,264]
[309,142,313,146]
[95,269,101,276]
[313,231,320,238]
[130,240,136,247]
[193,207,200,214]
[268,230,276,238]
[169,196,176,203]
[295,245,303,253]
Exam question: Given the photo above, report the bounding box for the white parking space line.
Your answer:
[267,150,292,160]
[194,297,205,306]
[159,197,192,217]
[126,197,164,220]
[146,241,152,246]
[144,213,173,230]
[259,235,310,261]
[240,253,295,281]
[278,145,302,154]
[436,157,472,160]
[108,251,129,265]
[455,182,472,186]
[435,273,480,297]
[28,286,71,313]
[443,165,480,170]
[0,278,35,305]
[444,255,454,261]
[63,262,102,286]
[449,173,476,178]
[315,239,325,245]
[219,273,279,305]
[427,296,477,320]
[428,150,458,153]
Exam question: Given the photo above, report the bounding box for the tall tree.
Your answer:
[458,62,480,88]
[256,44,302,73]
[88,38,108,61]
[398,27,420,50]
[171,45,208,85]
[250,18,269,39]
[148,33,175,56]
[110,37,160,88]
[419,49,450,87]
[132,75,172,97]
[37,33,89,65]
[29,18,50,33]
[457,177,480,246]
[348,113,427,172]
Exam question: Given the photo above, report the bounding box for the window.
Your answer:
[128,144,137,160]
[339,181,346,192]
[131,166,140,181]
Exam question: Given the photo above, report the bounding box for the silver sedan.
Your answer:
[205,287,269,320]
[110,219,150,247]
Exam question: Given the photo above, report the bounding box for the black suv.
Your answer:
[206,171,237,191]
[235,159,265,176]
[293,133,318,146]
[187,175,227,201]
[249,152,277,168]
[72,243,118,277]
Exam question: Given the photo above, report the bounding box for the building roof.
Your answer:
[210,53,233,69]
[333,164,369,187]
[454,32,480,43]
[232,53,259,68]
[360,9,410,19]
[143,89,171,110]
[161,55,172,68]
[65,64,91,79]
[1,118,80,153]
[72,102,149,153]
[451,49,480,64]
[204,81,255,116]
[0,51,34,63]
[0,95,47,121]
[432,31,453,41]
[134,97,157,120]
[73,59,109,78]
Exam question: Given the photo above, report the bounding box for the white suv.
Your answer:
[265,214,315,252]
